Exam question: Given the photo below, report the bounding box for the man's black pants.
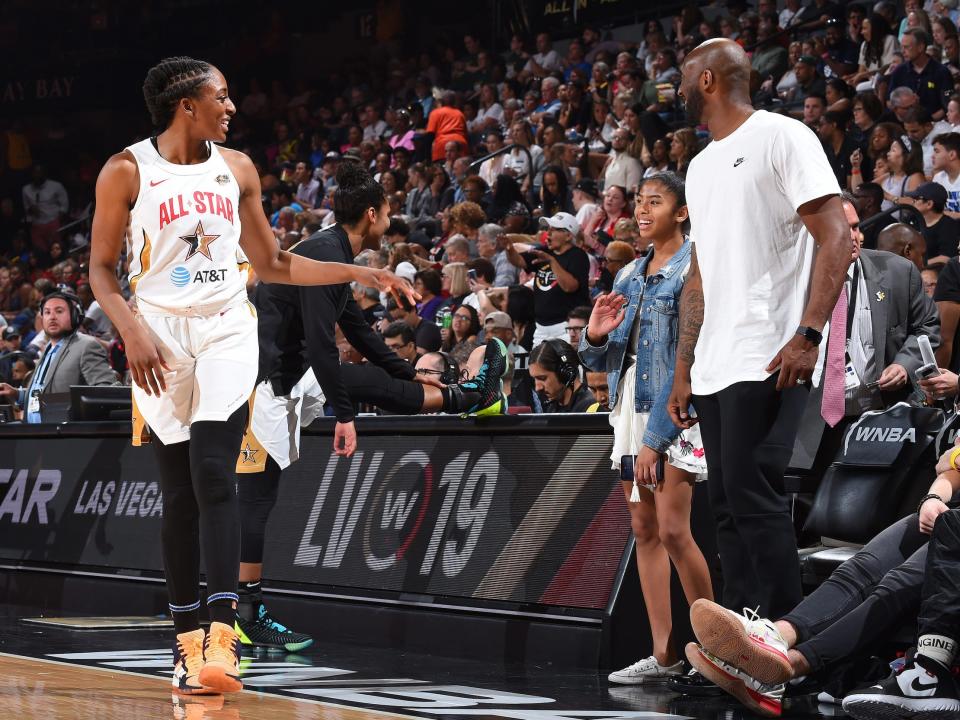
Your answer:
[693,375,808,618]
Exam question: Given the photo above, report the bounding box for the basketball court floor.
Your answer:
[0,602,849,720]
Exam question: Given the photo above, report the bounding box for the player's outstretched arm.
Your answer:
[89,152,170,397]
[225,150,416,304]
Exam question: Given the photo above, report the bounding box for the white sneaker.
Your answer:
[686,642,785,717]
[842,655,960,719]
[690,599,793,685]
[608,655,683,685]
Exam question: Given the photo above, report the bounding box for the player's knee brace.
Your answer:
[188,405,249,509]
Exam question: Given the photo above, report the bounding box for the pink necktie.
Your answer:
[821,285,848,427]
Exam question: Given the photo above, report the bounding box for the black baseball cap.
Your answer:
[905,181,948,211]
[797,55,819,67]
[2,327,19,340]
[573,178,599,199]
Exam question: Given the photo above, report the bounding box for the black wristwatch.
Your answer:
[796,325,824,346]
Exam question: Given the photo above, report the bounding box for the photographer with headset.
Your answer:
[528,338,596,413]
[0,288,120,422]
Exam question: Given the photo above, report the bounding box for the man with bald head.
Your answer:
[687,194,940,717]
[876,223,928,272]
[667,38,850,681]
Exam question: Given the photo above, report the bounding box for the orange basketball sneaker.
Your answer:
[172,629,218,696]
[198,621,243,693]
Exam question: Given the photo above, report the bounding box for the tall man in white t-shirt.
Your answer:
[668,40,851,623]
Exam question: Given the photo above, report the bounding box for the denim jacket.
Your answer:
[579,239,692,453]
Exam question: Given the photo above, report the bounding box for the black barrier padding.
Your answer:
[0,422,630,615]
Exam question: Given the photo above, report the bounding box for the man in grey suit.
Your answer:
[0,291,119,423]
[794,203,941,473]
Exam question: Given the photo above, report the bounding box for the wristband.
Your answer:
[851,169,861,174]
[918,493,945,515]
[949,445,960,471]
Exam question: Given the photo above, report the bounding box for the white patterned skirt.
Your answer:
[609,362,708,489]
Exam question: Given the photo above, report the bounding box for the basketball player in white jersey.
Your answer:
[88,57,414,697]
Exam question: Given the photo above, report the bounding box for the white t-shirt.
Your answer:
[685,110,841,395]
[575,202,598,229]
[525,50,561,74]
[363,120,388,141]
[468,103,504,133]
[604,151,642,192]
[84,300,111,337]
[933,169,960,213]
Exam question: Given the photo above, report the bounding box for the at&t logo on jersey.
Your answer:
[170,266,228,287]
[170,266,191,287]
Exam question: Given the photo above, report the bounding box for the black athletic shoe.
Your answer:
[235,603,313,653]
[458,338,508,416]
[666,667,724,696]
[842,654,960,719]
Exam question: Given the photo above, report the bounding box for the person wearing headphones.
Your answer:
[528,338,596,412]
[0,289,119,422]
[414,351,462,385]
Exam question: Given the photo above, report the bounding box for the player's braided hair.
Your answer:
[142,57,214,129]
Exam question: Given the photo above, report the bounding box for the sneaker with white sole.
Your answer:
[686,641,786,717]
[690,598,794,685]
[608,656,683,685]
[842,654,960,720]
[817,690,840,704]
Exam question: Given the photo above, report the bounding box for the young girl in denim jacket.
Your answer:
[581,172,714,684]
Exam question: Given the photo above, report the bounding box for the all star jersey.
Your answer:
[125,138,247,313]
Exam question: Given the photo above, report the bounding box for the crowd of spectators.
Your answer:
[7,0,960,418]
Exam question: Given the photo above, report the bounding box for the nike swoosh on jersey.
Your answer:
[149,179,168,187]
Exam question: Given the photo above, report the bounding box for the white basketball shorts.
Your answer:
[236,369,326,473]
[132,299,259,445]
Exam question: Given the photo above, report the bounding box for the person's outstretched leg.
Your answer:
[340,339,508,415]
[691,514,929,687]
